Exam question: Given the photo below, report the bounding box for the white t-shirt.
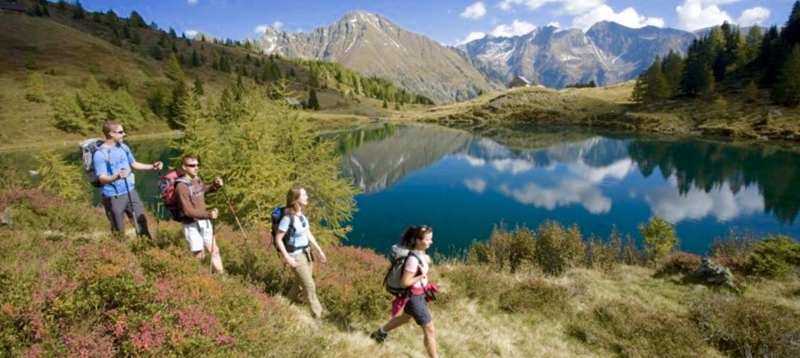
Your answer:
[404,252,429,289]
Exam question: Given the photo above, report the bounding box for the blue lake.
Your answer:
[336,125,800,256]
[8,124,799,257]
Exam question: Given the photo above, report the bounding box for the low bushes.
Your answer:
[498,278,573,319]
[746,235,800,278]
[689,293,800,358]
[654,252,702,278]
[567,298,710,357]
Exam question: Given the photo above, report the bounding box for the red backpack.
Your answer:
[158,169,194,221]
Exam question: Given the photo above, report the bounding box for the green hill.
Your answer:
[0,5,432,148]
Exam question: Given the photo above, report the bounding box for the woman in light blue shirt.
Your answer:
[274,187,327,319]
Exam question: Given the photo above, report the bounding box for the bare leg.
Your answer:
[422,322,438,358]
[383,313,412,332]
[206,240,224,273]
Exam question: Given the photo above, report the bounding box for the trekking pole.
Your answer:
[210,233,215,275]
[220,186,248,244]
[155,169,162,243]
[123,176,141,237]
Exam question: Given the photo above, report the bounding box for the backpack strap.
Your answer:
[175,177,195,204]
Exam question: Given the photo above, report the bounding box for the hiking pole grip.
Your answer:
[221,187,248,243]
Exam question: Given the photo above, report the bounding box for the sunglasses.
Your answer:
[112,130,126,134]
[417,225,432,232]
[299,216,307,228]
[184,163,200,168]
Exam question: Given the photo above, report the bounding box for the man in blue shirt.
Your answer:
[94,121,163,239]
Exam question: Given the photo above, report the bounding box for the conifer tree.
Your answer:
[645,57,670,101]
[36,150,88,201]
[168,80,192,129]
[25,72,47,103]
[758,26,785,87]
[52,96,88,134]
[781,1,800,48]
[308,88,320,110]
[107,89,144,129]
[164,53,185,81]
[171,92,217,162]
[661,51,684,97]
[193,75,204,96]
[77,77,109,126]
[191,49,201,67]
[772,45,800,106]
[72,0,85,19]
[129,10,146,28]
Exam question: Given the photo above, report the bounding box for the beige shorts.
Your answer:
[183,219,214,252]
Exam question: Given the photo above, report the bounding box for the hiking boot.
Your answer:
[370,329,387,343]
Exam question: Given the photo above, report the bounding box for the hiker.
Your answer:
[94,121,163,239]
[274,187,327,319]
[371,225,440,358]
[176,155,225,273]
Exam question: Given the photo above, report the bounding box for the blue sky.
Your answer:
[79,0,793,45]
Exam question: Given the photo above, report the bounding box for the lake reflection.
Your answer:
[339,125,800,256]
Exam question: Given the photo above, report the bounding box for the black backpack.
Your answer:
[270,206,298,252]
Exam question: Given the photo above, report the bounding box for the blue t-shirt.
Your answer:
[93,143,136,197]
[278,213,310,252]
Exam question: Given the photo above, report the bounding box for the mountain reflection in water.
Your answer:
[337,125,800,256]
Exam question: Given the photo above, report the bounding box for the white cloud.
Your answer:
[645,179,763,223]
[499,179,612,214]
[184,30,199,38]
[461,2,487,19]
[573,5,665,31]
[498,0,606,15]
[490,19,537,37]
[188,0,198,4]
[676,0,733,31]
[464,178,487,193]
[569,158,634,183]
[490,158,534,174]
[456,31,488,45]
[458,154,487,166]
[254,21,283,34]
[738,7,770,27]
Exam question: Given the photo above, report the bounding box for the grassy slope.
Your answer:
[408,80,800,143]
[0,11,400,148]
[4,192,798,357]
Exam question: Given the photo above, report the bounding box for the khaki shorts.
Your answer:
[183,220,214,252]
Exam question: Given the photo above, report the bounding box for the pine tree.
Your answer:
[164,53,185,81]
[25,72,47,103]
[129,10,146,28]
[191,49,201,67]
[758,26,785,87]
[51,96,88,134]
[107,89,145,129]
[661,51,684,97]
[772,45,800,106]
[168,80,192,129]
[308,88,320,110]
[77,77,109,126]
[781,1,800,48]
[193,75,204,96]
[171,92,217,163]
[645,57,670,101]
[36,151,88,201]
[72,0,85,19]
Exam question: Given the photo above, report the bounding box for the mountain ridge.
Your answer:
[258,13,699,96]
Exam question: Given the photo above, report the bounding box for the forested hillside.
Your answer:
[1,0,432,146]
[632,1,800,107]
